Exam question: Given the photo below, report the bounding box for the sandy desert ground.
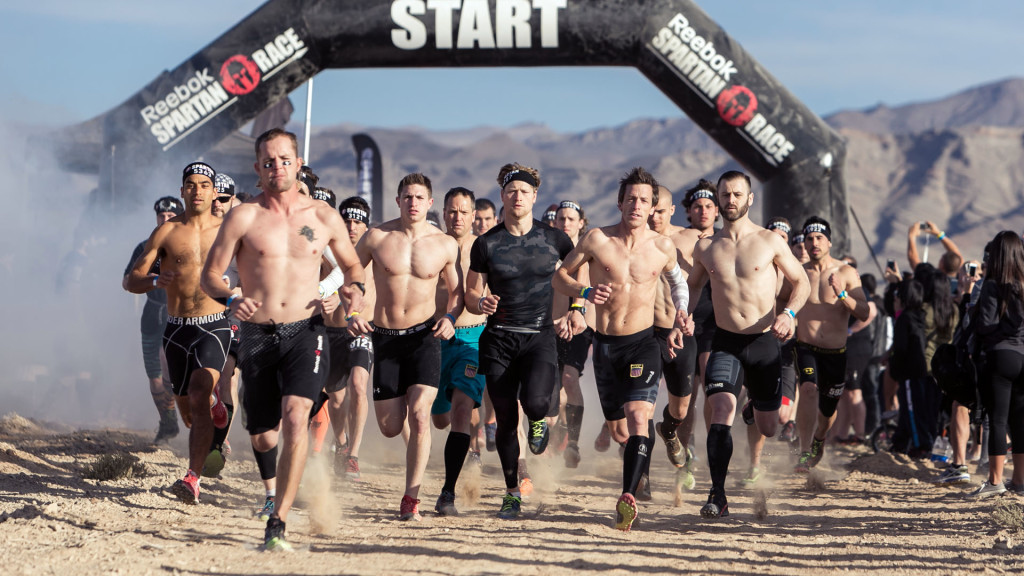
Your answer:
[0,412,1022,576]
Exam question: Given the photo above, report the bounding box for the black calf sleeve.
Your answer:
[565,404,584,444]
[662,404,684,430]
[253,445,278,481]
[622,435,649,495]
[707,423,733,494]
[490,393,522,490]
[442,432,471,493]
[643,420,655,477]
[211,404,234,449]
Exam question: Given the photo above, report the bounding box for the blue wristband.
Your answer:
[444,313,456,324]
[581,286,593,300]
[784,307,796,319]
[838,290,848,300]
[225,293,239,308]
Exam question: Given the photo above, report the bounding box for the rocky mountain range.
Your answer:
[294,77,1023,273]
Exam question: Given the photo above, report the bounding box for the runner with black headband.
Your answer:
[123,196,183,444]
[202,129,365,551]
[466,163,574,520]
[554,167,689,531]
[658,180,719,492]
[126,162,233,505]
[686,170,810,518]
[648,185,702,498]
[793,216,869,473]
[348,173,462,522]
[551,199,594,469]
[431,186,488,516]
[323,196,376,480]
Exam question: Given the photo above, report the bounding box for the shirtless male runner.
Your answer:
[201,129,364,551]
[554,167,689,531]
[686,170,809,518]
[793,216,869,473]
[430,187,488,516]
[348,173,462,521]
[466,163,575,520]
[127,162,232,504]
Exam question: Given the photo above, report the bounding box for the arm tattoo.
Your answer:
[299,225,317,243]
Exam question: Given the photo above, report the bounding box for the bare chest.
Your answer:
[374,235,446,279]
[591,242,664,287]
[243,213,328,263]
[162,225,219,269]
[703,240,774,282]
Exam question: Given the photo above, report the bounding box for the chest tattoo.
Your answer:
[299,226,317,243]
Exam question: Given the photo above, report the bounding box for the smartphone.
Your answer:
[968,263,978,276]
[886,259,896,270]
[919,222,929,231]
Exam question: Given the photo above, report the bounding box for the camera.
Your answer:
[919,222,929,231]
[886,259,896,270]
[968,263,978,276]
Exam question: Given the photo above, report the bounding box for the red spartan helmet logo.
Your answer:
[220,55,261,96]
[716,85,758,127]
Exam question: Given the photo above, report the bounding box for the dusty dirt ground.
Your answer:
[1,412,1022,576]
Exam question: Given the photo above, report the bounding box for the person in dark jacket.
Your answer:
[972,231,1024,497]
[889,278,934,456]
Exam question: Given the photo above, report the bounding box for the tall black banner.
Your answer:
[352,134,384,225]
[78,0,849,253]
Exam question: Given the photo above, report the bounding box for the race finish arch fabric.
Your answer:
[91,0,850,252]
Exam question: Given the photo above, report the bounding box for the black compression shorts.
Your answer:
[795,341,847,418]
[593,328,662,421]
[557,326,594,375]
[326,327,373,393]
[162,312,233,396]
[141,300,167,379]
[238,315,328,434]
[780,339,797,402]
[705,329,782,413]
[371,321,441,401]
[655,326,696,398]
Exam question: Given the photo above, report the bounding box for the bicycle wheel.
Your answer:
[871,423,898,453]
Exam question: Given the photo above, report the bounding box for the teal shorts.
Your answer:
[432,323,486,415]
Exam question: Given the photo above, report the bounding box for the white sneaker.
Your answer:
[971,481,1007,498]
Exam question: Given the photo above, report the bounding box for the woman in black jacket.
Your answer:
[973,231,1024,497]
[889,278,933,457]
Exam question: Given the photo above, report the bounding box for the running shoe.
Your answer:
[794,451,813,474]
[807,436,825,469]
[936,464,970,484]
[656,420,685,467]
[699,491,729,518]
[466,450,483,470]
[971,481,1007,498]
[256,496,275,521]
[741,467,763,487]
[154,409,180,445]
[777,420,796,443]
[435,490,459,517]
[594,425,611,452]
[222,439,232,456]
[741,400,755,426]
[346,456,362,481]
[485,422,497,452]
[676,465,696,492]
[1004,480,1024,495]
[211,389,229,429]
[497,493,522,520]
[264,516,292,552]
[564,442,581,469]
[527,419,549,455]
[615,493,639,531]
[201,448,226,478]
[519,477,534,497]
[399,495,421,521]
[636,473,653,502]
[170,470,200,504]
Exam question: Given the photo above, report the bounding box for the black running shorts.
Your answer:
[238,315,329,434]
[795,341,847,418]
[592,328,663,421]
[655,326,696,398]
[325,327,373,393]
[162,312,233,396]
[705,329,782,413]
[371,321,441,402]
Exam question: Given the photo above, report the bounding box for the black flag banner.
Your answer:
[352,134,383,225]
[64,0,850,253]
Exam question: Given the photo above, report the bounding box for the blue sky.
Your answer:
[1,0,1022,132]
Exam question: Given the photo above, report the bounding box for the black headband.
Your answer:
[691,189,715,202]
[558,200,582,214]
[543,210,557,222]
[341,207,369,225]
[214,173,235,196]
[768,221,791,235]
[790,234,805,245]
[501,169,538,189]
[154,197,183,215]
[182,162,216,184]
[803,222,831,241]
[311,188,335,208]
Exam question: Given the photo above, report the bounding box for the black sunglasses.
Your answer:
[214,196,233,204]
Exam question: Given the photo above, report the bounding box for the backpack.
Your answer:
[931,301,978,408]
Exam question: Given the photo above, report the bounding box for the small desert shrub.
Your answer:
[992,500,1024,531]
[83,453,148,481]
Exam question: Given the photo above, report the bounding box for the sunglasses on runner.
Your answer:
[214,196,233,204]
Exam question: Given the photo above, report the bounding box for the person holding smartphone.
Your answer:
[907,221,963,293]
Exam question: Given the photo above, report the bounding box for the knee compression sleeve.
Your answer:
[253,445,278,481]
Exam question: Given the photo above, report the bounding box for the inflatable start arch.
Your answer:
[79,0,850,252]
